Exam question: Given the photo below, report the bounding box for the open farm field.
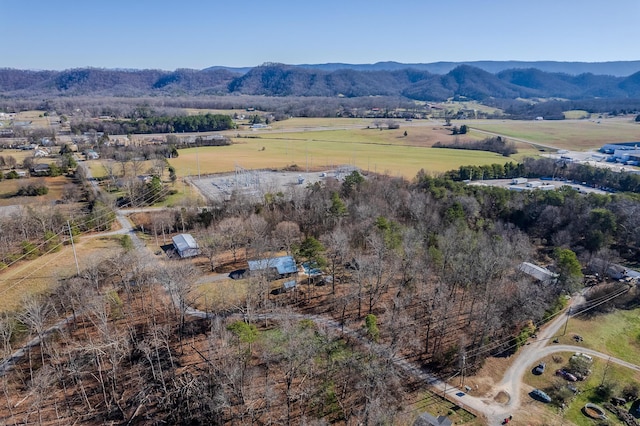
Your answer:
[0,175,72,207]
[170,137,508,180]
[0,235,122,312]
[466,116,640,150]
[12,110,51,128]
[252,124,469,147]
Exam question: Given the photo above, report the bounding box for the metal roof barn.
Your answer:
[171,234,200,258]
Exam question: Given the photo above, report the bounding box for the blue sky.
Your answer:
[2,0,638,70]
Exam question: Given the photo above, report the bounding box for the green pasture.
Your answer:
[559,307,640,366]
[169,136,508,180]
[466,117,640,150]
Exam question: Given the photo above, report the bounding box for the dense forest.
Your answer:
[1,156,639,423]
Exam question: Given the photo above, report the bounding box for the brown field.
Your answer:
[0,148,40,166]
[466,116,640,150]
[0,235,122,312]
[169,124,510,180]
[0,175,73,207]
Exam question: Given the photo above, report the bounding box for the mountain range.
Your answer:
[2,61,640,101]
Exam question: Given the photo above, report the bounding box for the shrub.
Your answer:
[364,314,379,342]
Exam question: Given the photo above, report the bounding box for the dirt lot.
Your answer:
[190,166,357,202]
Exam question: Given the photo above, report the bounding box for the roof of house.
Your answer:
[31,163,51,171]
[413,413,453,426]
[519,262,558,283]
[248,255,298,275]
[171,233,198,252]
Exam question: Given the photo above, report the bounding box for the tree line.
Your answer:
[70,113,235,135]
[433,135,518,157]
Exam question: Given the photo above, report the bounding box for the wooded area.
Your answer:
[1,158,639,423]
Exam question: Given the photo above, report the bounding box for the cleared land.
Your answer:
[0,235,122,312]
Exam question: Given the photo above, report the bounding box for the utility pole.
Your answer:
[68,220,80,275]
[601,356,612,386]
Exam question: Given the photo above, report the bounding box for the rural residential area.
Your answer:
[3,2,640,425]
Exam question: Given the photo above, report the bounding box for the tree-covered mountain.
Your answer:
[211,60,640,77]
[2,63,640,101]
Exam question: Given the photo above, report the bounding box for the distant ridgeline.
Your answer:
[2,62,640,103]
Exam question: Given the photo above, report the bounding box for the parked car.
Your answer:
[533,362,546,375]
[556,369,578,382]
[531,389,552,403]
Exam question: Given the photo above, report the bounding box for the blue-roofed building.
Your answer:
[248,255,298,278]
[600,142,640,154]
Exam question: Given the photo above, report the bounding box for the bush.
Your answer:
[364,314,380,342]
[16,184,48,197]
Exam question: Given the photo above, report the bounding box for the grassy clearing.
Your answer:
[0,149,37,165]
[0,236,122,312]
[0,175,73,207]
[195,278,248,312]
[466,117,640,150]
[13,110,51,128]
[560,307,640,365]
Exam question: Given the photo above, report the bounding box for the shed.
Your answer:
[171,233,200,258]
[413,413,452,426]
[519,262,558,284]
[248,255,298,278]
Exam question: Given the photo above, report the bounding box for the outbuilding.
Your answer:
[248,255,298,279]
[519,262,558,285]
[171,233,200,258]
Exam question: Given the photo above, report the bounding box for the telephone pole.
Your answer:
[68,220,80,275]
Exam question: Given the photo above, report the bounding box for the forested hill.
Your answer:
[3,64,640,101]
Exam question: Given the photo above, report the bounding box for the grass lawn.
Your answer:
[560,307,640,365]
[466,117,640,151]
